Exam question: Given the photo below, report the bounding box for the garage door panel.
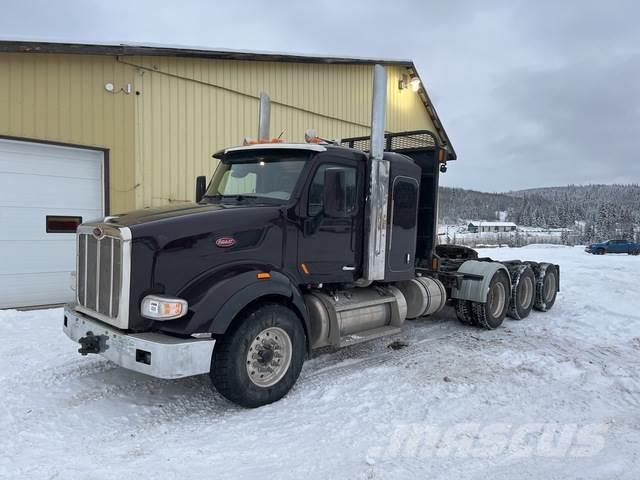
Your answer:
[0,140,102,180]
[0,152,102,180]
[0,139,104,308]
[0,206,102,241]
[0,272,74,309]
[2,240,78,274]
[0,172,103,209]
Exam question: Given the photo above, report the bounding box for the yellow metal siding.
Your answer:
[0,53,137,213]
[127,57,436,207]
[0,53,436,211]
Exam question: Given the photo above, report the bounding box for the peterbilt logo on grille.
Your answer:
[92,227,105,239]
[215,237,236,248]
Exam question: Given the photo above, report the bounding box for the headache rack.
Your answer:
[341,130,438,153]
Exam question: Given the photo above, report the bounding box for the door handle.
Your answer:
[342,265,356,271]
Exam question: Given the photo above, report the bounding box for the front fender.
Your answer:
[170,269,310,348]
[450,260,511,303]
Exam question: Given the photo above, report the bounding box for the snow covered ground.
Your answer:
[1,245,639,479]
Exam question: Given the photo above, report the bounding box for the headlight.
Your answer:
[141,295,188,320]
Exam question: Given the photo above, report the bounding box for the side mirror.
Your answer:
[323,168,348,218]
[195,176,207,203]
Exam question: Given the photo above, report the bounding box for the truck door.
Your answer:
[298,158,363,283]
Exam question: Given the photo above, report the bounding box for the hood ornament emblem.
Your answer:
[93,227,105,239]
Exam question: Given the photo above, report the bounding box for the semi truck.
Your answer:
[63,65,559,408]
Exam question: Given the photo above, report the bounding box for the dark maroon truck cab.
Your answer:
[100,145,426,339]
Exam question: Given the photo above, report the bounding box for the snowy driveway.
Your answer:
[1,246,639,479]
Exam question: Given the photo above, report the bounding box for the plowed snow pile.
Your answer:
[1,245,639,479]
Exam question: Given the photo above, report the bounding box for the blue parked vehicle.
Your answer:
[585,239,640,255]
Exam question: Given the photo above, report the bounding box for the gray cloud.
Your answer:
[2,0,638,190]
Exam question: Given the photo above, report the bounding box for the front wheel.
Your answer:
[211,303,306,408]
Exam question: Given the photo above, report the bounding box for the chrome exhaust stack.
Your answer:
[258,92,271,141]
[363,65,390,281]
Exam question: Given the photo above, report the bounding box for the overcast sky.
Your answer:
[2,0,638,191]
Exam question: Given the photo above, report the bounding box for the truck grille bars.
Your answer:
[76,225,131,329]
[78,233,121,317]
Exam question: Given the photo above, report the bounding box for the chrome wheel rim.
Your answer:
[488,281,506,317]
[544,272,556,303]
[520,276,534,308]
[246,327,292,388]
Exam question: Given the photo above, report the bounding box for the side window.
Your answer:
[392,178,418,229]
[308,163,357,216]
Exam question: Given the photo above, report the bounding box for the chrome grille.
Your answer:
[76,226,129,327]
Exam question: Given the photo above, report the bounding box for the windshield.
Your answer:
[205,152,308,204]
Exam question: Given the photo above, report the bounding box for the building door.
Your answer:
[0,139,105,308]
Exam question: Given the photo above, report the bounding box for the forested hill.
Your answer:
[438,184,640,237]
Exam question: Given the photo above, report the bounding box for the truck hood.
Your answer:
[106,203,232,227]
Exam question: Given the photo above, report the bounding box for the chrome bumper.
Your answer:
[63,305,215,379]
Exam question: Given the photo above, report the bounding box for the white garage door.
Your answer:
[0,139,105,308]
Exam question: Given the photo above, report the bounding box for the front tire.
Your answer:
[473,270,510,330]
[211,303,306,408]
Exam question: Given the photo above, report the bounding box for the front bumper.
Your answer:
[63,305,215,379]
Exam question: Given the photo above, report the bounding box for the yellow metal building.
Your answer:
[0,40,454,213]
[0,40,455,308]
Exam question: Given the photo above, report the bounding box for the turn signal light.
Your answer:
[431,256,440,271]
[256,272,271,279]
[141,295,188,320]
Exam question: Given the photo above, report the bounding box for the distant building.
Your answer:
[468,221,517,233]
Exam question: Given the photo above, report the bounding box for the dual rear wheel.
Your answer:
[455,263,558,330]
[455,270,511,329]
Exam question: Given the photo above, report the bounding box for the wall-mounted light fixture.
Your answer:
[398,74,421,92]
[104,82,132,94]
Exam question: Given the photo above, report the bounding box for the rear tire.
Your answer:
[211,303,306,408]
[507,265,535,320]
[533,264,558,312]
[472,270,510,330]
[455,299,476,326]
